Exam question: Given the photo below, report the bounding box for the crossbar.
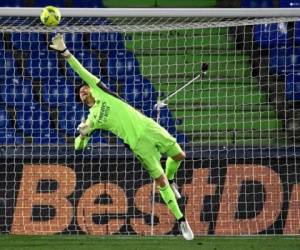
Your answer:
[0,8,300,17]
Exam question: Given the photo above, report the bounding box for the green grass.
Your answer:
[1,236,300,250]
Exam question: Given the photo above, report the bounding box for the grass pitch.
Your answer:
[1,235,300,250]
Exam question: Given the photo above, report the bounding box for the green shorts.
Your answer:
[133,122,182,179]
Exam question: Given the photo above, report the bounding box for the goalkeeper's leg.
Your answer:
[165,150,186,199]
[134,149,193,240]
[156,174,194,240]
[135,153,184,222]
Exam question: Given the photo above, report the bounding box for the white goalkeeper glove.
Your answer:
[77,118,92,138]
[49,33,70,57]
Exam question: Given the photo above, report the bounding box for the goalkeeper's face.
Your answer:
[79,85,93,106]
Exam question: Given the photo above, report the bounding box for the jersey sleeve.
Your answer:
[74,135,91,150]
[67,55,100,90]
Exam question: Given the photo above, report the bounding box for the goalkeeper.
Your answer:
[50,34,193,240]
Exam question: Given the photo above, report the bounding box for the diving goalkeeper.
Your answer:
[50,34,193,240]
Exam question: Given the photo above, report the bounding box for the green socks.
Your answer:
[166,157,181,181]
[159,185,183,220]
[158,157,183,220]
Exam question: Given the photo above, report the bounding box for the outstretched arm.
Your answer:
[50,33,100,90]
[50,34,95,150]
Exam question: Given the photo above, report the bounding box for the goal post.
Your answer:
[0,8,300,236]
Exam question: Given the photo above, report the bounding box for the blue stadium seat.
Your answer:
[46,77,70,86]
[34,0,64,7]
[122,75,157,103]
[141,82,157,112]
[294,21,300,45]
[269,46,300,74]
[24,53,59,78]
[15,104,51,136]
[122,83,143,108]
[0,32,4,51]
[90,32,125,51]
[142,100,155,115]
[5,57,17,77]
[269,47,288,74]
[140,78,157,102]
[58,104,88,137]
[0,109,7,129]
[107,50,140,80]
[29,50,56,60]
[0,129,24,144]
[254,23,288,48]
[1,51,13,58]
[11,32,28,50]
[0,59,5,77]
[0,51,17,77]
[286,72,300,100]
[90,131,108,144]
[0,107,14,130]
[175,133,187,144]
[15,103,64,144]
[65,33,84,50]
[280,0,300,7]
[0,77,35,108]
[240,0,274,7]
[73,50,91,60]
[31,130,65,144]
[0,0,24,6]
[72,0,103,7]
[41,83,75,107]
[124,76,157,110]
[158,107,177,135]
[11,32,47,51]
[286,47,300,71]
[0,107,24,144]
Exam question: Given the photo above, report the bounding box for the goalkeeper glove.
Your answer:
[49,33,70,57]
[77,118,92,138]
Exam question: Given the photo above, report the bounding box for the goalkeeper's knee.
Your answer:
[155,174,169,188]
[171,151,186,161]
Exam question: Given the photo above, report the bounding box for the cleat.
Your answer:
[179,220,194,240]
[170,181,181,199]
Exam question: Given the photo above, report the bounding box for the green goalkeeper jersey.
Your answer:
[68,55,156,150]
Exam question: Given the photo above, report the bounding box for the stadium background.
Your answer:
[0,0,300,245]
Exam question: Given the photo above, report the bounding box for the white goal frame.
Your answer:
[1,7,300,236]
[0,7,300,18]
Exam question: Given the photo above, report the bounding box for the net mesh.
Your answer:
[0,14,300,236]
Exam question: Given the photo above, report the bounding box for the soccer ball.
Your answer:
[40,6,61,26]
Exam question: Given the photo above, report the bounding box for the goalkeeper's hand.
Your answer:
[49,33,70,57]
[77,118,92,138]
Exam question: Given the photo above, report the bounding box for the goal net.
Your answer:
[0,8,300,236]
